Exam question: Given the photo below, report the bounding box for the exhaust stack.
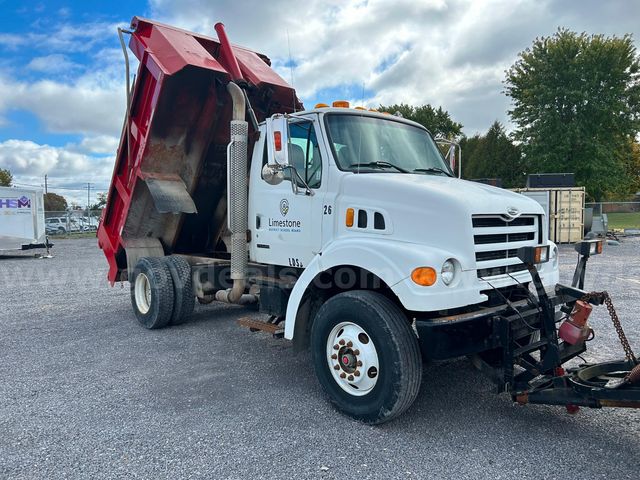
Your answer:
[216,82,254,304]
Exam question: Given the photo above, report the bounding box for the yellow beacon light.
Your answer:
[332,100,350,108]
[315,103,329,108]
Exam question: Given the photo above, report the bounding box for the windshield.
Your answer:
[325,113,452,175]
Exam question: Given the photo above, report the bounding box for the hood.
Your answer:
[340,173,541,217]
[336,173,544,271]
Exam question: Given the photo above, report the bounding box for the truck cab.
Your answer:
[248,106,558,334]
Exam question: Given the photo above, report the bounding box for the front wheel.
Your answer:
[310,290,422,424]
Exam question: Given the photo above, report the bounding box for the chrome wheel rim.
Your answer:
[134,273,152,314]
[326,322,379,396]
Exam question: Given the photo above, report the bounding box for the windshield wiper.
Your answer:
[413,167,452,176]
[349,161,410,173]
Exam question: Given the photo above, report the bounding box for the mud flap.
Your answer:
[123,237,165,280]
[144,175,197,214]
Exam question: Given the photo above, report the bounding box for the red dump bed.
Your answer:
[98,17,301,284]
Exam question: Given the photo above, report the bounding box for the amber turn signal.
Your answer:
[345,208,354,227]
[411,267,437,286]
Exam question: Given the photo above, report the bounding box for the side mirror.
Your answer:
[262,163,285,185]
[435,136,462,179]
[263,114,289,185]
[266,114,289,166]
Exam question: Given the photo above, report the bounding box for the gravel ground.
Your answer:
[1,237,639,479]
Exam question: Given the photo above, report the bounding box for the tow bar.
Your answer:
[510,240,640,411]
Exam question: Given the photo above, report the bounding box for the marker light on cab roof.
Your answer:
[332,100,350,108]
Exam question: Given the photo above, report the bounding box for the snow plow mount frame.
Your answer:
[472,244,640,410]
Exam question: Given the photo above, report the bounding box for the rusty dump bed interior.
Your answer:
[97,17,301,284]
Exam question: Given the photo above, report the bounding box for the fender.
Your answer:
[284,237,470,340]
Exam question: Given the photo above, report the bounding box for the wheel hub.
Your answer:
[134,273,152,315]
[339,348,357,373]
[326,322,379,396]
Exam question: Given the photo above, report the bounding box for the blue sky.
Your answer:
[0,1,140,144]
[1,0,639,206]
[0,0,148,203]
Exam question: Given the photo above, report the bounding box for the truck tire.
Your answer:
[164,255,195,325]
[130,257,174,329]
[310,290,422,424]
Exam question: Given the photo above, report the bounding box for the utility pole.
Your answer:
[86,183,93,228]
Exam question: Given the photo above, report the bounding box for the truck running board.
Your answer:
[237,317,284,337]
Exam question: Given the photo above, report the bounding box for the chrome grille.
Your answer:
[472,214,539,279]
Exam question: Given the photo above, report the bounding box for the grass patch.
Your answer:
[607,212,640,230]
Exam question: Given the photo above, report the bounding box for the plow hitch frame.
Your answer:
[475,243,640,411]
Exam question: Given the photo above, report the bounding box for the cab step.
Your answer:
[237,317,284,337]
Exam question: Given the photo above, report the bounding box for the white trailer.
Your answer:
[0,186,48,252]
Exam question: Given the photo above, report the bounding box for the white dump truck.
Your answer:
[0,186,48,252]
[99,18,639,424]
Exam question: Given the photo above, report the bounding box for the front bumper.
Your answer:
[414,283,581,361]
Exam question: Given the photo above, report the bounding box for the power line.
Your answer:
[12,181,108,191]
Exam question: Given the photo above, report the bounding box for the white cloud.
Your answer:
[27,54,80,74]
[0,139,114,178]
[0,75,125,136]
[0,139,114,205]
[71,135,121,155]
[0,21,126,53]
[149,0,640,134]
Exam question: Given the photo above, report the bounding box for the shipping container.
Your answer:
[513,187,585,243]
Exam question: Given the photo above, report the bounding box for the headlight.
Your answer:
[441,259,455,286]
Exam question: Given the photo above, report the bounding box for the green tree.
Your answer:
[505,29,640,200]
[617,141,640,197]
[0,168,12,186]
[44,192,68,212]
[378,103,463,138]
[89,192,107,211]
[460,121,526,188]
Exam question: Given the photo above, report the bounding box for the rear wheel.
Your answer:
[310,290,422,424]
[163,255,195,325]
[130,257,174,329]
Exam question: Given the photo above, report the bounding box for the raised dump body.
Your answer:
[98,17,300,284]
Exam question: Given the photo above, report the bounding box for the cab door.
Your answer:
[249,117,325,268]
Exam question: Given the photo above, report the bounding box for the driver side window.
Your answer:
[287,120,322,189]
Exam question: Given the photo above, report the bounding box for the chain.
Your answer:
[581,291,638,365]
